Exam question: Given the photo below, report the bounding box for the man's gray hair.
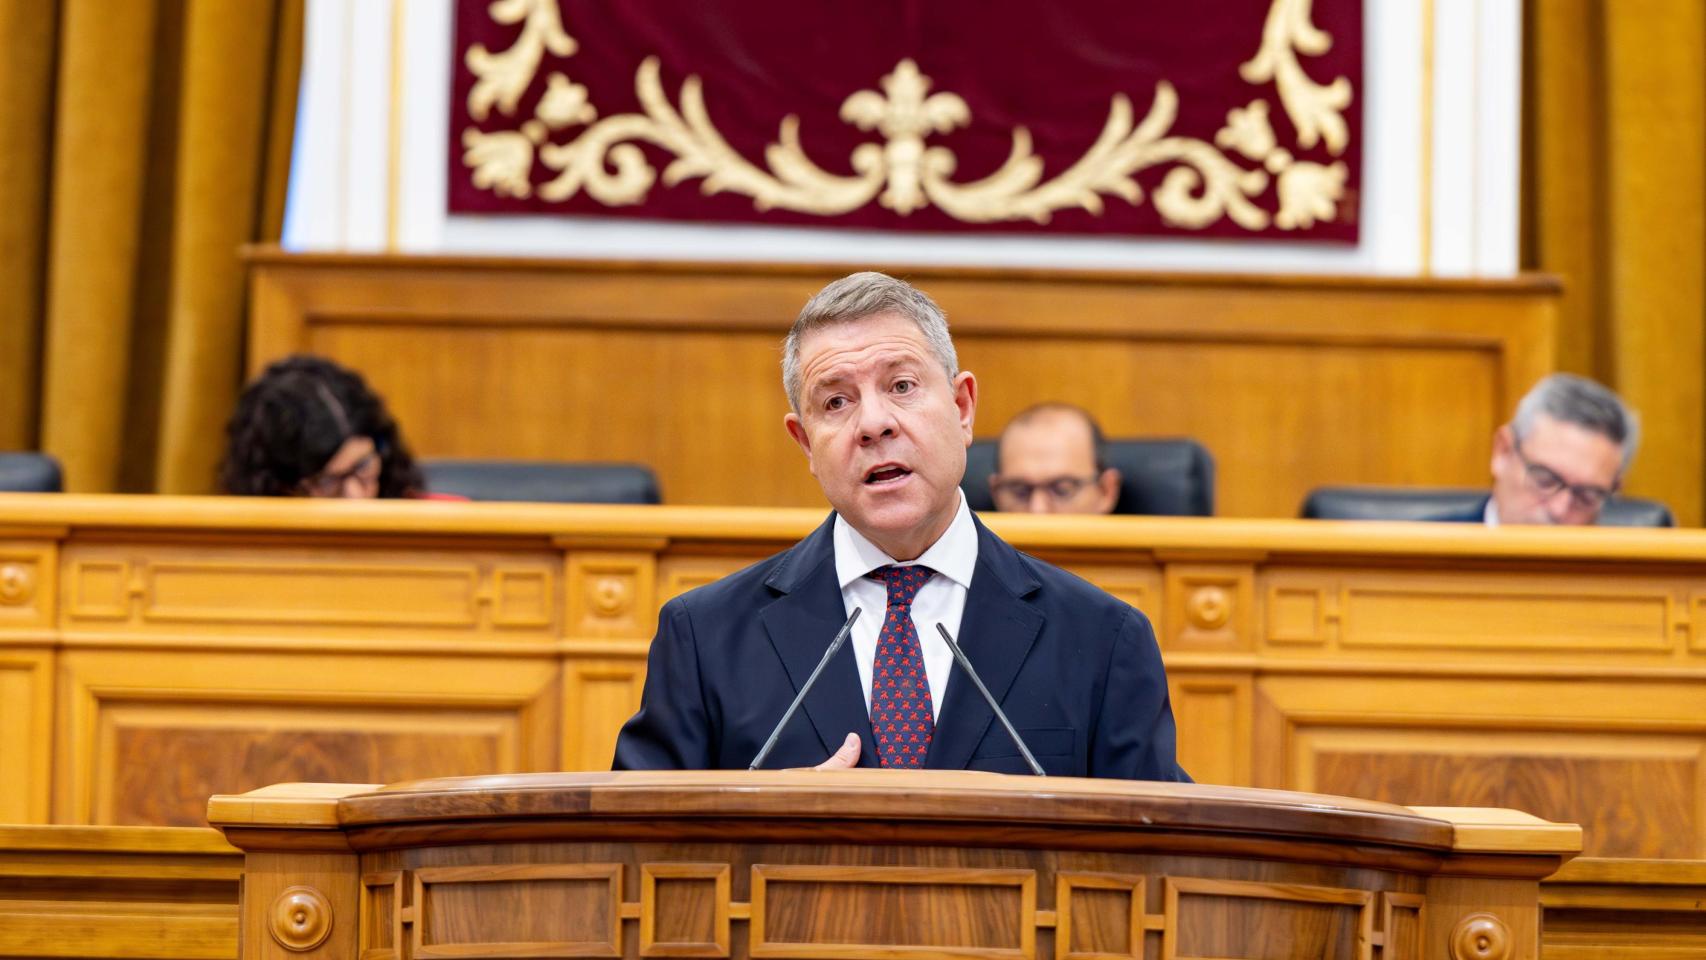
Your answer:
[782,271,958,411]
[1512,373,1640,471]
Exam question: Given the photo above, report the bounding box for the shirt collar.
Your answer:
[834,490,977,591]
[1483,497,1499,528]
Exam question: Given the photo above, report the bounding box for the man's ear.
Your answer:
[1491,424,1513,477]
[952,371,978,442]
[784,412,813,463]
[1096,468,1122,513]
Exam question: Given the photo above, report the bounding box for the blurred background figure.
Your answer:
[1482,373,1638,526]
[990,403,1121,514]
[219,354,424,499]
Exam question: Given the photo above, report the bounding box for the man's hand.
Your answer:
[814,732,861,769]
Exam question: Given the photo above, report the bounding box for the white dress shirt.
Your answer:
[1483,499,1500,527]
[833,491,978,721]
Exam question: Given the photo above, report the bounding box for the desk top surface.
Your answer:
[1,493,1701,564]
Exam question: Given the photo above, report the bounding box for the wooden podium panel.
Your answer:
[244,250,1558,518]
[208,773,1580,960]
[3,494,1706,863]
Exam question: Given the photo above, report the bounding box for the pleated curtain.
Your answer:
[0,0,301,493]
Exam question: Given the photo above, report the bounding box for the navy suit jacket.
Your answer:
[612,513,1190,780]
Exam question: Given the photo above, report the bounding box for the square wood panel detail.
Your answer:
[1056,565,1162,624]
[1056,872,1147,960]
[360,870,404,960]
[0,648,51,822]
[563,658,647,772]
[413,863,623,959]
[62,546,559,637]
[1161,876,1373,960]
[1262,569,1682,654]
[1167,675,1253,788]
[659,557,760,605]
[641,863,731,957]
[569,553,658,638]
[0,541,54,630]
[1163,565,1253,653]
[750,864,1037,959]
[1266,582,1333,646]
[1379,892,1424,960]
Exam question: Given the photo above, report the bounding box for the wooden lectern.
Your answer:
[208,772,1580,960]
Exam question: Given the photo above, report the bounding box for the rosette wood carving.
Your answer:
[1449,912,1511,960]
[269,885,333,952]
[461,0,1352,230]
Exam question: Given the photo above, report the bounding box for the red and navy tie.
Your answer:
[868,565,935,768]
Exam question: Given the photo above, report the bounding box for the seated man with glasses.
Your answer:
[1468,373,1638,526]
[990,403,1121,514]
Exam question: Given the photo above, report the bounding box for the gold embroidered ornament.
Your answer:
[461,0,1353,231]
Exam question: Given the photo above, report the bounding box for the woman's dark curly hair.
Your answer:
[219,354,423,498]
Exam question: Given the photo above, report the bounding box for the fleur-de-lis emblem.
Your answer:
[840,59,970,214]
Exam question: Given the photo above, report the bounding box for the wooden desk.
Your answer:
[207,773,1581,960]
[1,494,1703,862]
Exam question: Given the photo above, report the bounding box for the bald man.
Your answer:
[990,404,1121,514]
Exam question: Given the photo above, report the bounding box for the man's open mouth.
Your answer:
[865,465,912,484]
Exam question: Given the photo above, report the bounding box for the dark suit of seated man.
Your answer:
[613,271,1189,780]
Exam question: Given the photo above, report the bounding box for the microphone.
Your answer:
[749,607,863,771]
[935,622,1046,777]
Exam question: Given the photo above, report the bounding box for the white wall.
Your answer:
[284,0,1522,277]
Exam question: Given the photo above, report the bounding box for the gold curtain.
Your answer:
[0,0,302,493]
[1525,0,1706,525]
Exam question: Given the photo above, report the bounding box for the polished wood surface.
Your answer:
[244,249,1558,518]
[0,824,240,959]
[3,493,1704,864]
[207,773,1578,960]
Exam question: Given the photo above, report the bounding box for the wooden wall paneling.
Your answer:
[1166,672,1253,788]
[1254,674,1706,858]
[59,537,562,644]
[562,655,648,772]
[245,251,1560,517]
[1259,565,1694,663]
[54,648,560,826]
[0,647,53,824]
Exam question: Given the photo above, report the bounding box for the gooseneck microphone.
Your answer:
[935,622,1046,776]
[749,607,863,771]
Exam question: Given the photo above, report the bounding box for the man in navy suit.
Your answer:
[613,272,1188,780]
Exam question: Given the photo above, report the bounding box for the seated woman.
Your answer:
[220,354,432,499]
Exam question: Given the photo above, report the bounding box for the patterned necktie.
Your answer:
[867,564,936,768]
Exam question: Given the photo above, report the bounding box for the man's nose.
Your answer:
[1027,488,1056,513]
[857,399,899,443]
[1544,486,1579,523]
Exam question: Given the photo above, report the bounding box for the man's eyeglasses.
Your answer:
[1513,436,1616,512]
[991,475,1100,504]
[299,449,382,498]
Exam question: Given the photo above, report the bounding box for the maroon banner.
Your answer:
[451,0,1362,241]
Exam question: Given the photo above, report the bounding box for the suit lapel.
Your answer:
[758,515,879,767]
[927,518,1044,770]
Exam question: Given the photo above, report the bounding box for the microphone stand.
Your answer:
[749,607,862,771]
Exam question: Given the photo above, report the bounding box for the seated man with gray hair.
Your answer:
[1472,373,1639,526]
